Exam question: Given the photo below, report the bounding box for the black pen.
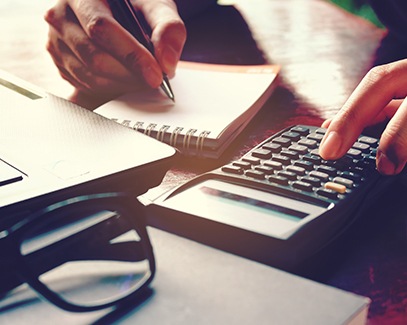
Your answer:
[108,0,175,101]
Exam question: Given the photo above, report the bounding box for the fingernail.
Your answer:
[320,131,341,159]
[142,65,162,88]
[321,119,331,128]
[161,46,178,77]
[377,150,396,175]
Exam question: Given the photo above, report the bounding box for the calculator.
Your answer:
[147,125,395,271]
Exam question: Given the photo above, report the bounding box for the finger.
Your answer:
[46,1,135,83]
[44,2,66,33]
[67,0,163,88]
[136,0,186,77]
[319,59,407,160]
[368,99,404,125]
[59,54,142,96]
[376,97,407,175]
[48,31,141,96]
[46,28,90,90]
[321,100,403,131]
[321,118,332,129]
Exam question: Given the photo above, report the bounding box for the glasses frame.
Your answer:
[0,192,156,312]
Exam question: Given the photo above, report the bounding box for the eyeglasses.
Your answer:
[0,192,155,312]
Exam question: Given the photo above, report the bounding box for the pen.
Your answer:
[108,0,175,101]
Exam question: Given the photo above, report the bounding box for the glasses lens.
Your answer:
[19,207,152,307]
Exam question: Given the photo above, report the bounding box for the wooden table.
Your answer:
[1,1,406,323]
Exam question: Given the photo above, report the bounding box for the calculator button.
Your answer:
[268,175,289,186]
[272,137,291,147]
[303,154,321,164]
[324,182,347,194]
[290,126,310,136]
[307,133,324,142]
[363,155,376,165]
[288,144,308,155]
[310,148,321,156]
[294,160,314,171]
[301,176,321,187]
[352,142,370,153]
[233,161,252,169]
[321,159,336,167]
[332,176,354,188]
[251,149,273,159]
[221,165,243,174]
[349,166,365,175]
[346,148,362,159]
[340,171,362,183]
[316,165,337,177]
[355,160,372,170]
[242,157,261,165]
[255,165,275,174]
[309,171,329,181]
[245,169,266,180]
[262,142,281,153]
[292,181,314,192]
[280,150,299,160]
[272,155,291,165]
[315,128,327,135]
[359,136,378,146]
[282,131,301,142]
[298,138,317,149]
[263,160,283,170]
[286,165,306,176]
[316,188,339,200]
[277,171,298,181]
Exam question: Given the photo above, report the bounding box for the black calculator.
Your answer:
[147,125,395,271]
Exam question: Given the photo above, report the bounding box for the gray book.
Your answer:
[0,227,369,325]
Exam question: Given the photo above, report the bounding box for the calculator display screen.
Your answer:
[201,186,308,220]
[160,179,327,239]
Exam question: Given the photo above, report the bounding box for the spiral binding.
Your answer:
[197,130,211,153]
[144,123,157,137]
[132,121,144,132]
[114,119,211,155]
[170,127,183,147]
[157,125,171,142]
[183,128,197,151]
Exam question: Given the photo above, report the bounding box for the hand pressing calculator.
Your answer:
[147,125,395,271]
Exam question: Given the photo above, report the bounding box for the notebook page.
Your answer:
[94,61,279,141]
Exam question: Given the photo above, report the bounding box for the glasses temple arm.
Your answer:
[0,216,148,295]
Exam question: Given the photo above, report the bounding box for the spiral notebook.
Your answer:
[94,61,279,158]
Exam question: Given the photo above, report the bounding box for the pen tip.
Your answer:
[160,80,175,102]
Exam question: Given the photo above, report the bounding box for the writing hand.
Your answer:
[44,0,186,102]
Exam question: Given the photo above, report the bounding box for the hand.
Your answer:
[44,0,186,101]
[319,58,407,175]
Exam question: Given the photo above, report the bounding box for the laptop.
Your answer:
[0,70,176,224]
